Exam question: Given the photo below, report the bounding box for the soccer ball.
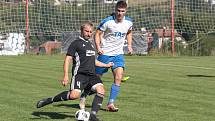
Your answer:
[75,109,90,121]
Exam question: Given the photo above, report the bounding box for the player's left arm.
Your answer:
[127,30,133,54]
[95,60,113,67]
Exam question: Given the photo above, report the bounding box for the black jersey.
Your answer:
[66,36,96,75]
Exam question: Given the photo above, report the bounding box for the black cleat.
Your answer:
[89,113,100,121]
[36,98,53,108]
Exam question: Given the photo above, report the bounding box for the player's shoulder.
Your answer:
[70,38,81,46]
[125,16,133,22]
[101,15,115,24]
[71,39,79,44]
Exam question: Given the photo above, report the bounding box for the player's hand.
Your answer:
[62,80,68,86]
[127,46,133,55]
[106,62,114,67]
[97,48,104,55]
[62,79,68,86]
[62,76,69,86]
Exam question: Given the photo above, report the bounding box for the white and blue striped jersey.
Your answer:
[97,15,133,56]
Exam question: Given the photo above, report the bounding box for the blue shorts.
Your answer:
[96,54,125,74]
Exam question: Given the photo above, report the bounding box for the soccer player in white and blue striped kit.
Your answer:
[95,1,133,112]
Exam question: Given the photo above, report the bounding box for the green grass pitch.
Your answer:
[0,55,215,121]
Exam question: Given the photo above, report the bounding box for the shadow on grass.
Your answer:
[54,104,110,112]
[54,103,91,109]
[31,111,74,119]
[187,75,215,78]
[54,103,80,108]
[31,104,113,120]
[100,108,108,112]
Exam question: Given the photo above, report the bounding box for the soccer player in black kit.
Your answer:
[36,21,112,121]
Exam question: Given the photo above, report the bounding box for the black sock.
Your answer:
[88,90,96,96]
[52,91,70,102]
[91,93,104,114]
[80,90,89,98]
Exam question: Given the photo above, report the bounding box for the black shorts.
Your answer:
[70,73,103,92]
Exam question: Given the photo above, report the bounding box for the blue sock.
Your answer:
[108,84,120,104]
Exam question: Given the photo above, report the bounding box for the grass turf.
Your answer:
[0,55,215,121]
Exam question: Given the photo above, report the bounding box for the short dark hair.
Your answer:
[115,1,127,9]
[80,21,93,31]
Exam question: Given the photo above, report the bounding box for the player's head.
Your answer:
[115,1,127,22]
[80,21,94,40]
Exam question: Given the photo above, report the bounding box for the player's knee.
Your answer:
[115,77,122,81]
[96,85,105,95]
[96,92,105,98]
[114,77,122,85]
[92,83,105,94]
[114,73,123,83]
[69,90,81,99]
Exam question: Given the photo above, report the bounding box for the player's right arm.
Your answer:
[62,55,72,86]
[95,29,104,55]
[95,60,113,67]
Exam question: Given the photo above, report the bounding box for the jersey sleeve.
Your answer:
[97,16,113,32]
[128,24,133,31]
[66,41,77,56]
[125,16,133,31]
[97,20,107,32]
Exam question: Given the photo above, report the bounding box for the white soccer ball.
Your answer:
[75,109,90,121]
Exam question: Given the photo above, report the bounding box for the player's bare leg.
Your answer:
[106,67,123,112]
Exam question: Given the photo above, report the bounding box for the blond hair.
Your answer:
[80,21,94,32]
